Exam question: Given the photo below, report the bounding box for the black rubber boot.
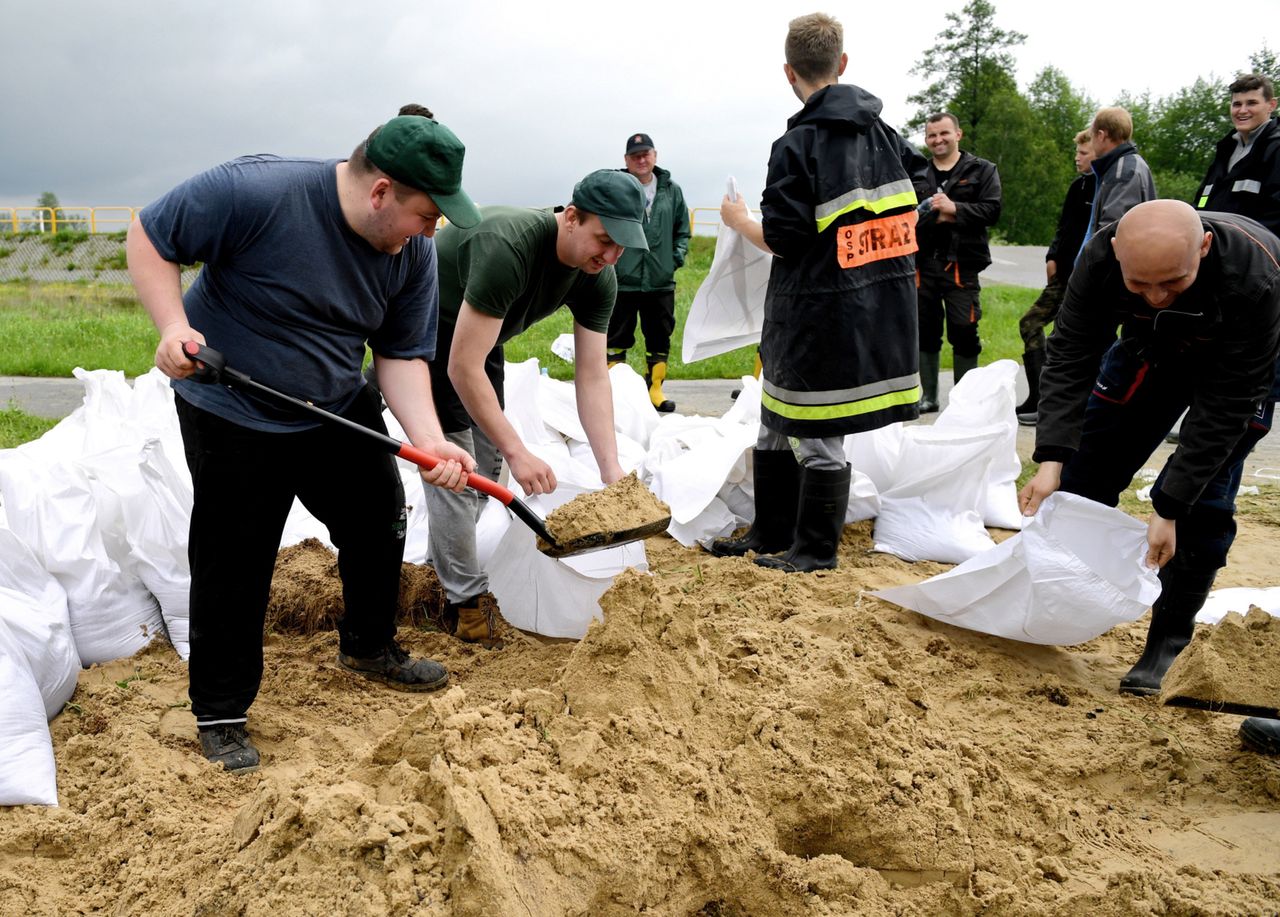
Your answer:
[1016,349,1044,424]
[1239,717,1280,755]
[918,351,940,413]
[1118,565,1216,696]
[953,352,978,386]
[755,464,851,573]
[709,449,800,557]
[606,349,627,368]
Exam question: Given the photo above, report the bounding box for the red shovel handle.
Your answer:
[395,442,514,505]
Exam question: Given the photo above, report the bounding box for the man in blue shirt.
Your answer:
[127,116,480,774]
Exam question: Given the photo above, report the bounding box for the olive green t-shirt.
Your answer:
[434,205,616,343]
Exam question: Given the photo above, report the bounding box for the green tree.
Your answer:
[1247,44,1278,84]
[907,0,1026,144]
[1026,66,1096,154]
[34,191,59,232]
[970,88,1061,244]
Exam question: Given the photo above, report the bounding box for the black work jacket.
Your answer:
[916,151,1002,269]
[1036,212,1280,519]
[1195,117,1280,237]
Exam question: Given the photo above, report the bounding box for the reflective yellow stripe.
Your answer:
[762,385,922,421]
[1196,195,1209,209]
[815,186,919,234]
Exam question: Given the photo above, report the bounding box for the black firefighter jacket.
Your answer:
[1195,117,1280,237]
[759,83,930,438]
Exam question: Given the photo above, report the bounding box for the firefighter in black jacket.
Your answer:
[915,113,1003,412]
[710,12,928,573]
[1020,201,1280,707]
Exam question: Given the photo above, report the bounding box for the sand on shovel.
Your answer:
[537,471,671,554]
[1160,606,1280,715]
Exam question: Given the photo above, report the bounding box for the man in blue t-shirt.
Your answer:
[127,116,481,774]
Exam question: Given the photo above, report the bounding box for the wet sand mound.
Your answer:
[1162,606,1280,714]
[2,521,1279,915]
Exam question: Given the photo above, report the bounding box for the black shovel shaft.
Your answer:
[180,341,560,547]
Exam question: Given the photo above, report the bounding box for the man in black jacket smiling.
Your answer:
[915,112,1002,411]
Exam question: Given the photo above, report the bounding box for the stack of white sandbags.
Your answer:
[0,529,79,806]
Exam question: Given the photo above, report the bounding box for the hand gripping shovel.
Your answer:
[181,342,667,558]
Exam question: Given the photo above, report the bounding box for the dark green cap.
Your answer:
[571,169,648,251]
[365,116,482,229]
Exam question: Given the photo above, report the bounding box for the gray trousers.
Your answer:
[757,427,846,471]
[423,426,505,605]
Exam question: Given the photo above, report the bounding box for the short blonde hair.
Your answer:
[1074,128,1092,145]
[785,13,842,82]
[1091,107,1134,143]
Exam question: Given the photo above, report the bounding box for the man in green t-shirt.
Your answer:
[425,169,649,646]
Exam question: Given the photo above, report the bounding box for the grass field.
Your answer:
[0,237,1040,381]
[0,237,1040,445]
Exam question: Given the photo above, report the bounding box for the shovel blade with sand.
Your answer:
[1159,607,1280,718]
[181,343,670,559]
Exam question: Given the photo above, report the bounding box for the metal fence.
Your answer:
[2,205,747,237]
[0,207,139,234]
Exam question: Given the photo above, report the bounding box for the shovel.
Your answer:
[181,342,668,558]
[1161,695,1280,718]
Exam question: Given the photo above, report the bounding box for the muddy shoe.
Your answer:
[338,642,450,692]
[198,723,261,774]
[449,591,506,649]
[1239,717,1280,755]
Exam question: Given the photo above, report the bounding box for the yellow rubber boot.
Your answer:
[606,349,627,368]
[646,361,676,413]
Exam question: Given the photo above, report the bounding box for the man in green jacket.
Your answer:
[606,133,691,412]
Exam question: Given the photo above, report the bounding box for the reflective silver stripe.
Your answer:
[1233,179,1263,194]
[762,373,919,406]
[815,179,918,223]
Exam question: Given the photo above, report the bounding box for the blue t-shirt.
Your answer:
[140,155,438,431]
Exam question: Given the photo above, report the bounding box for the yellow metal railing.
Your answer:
[0,205,747,236]
[0,206,139,234]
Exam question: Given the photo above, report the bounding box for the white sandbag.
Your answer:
[845,422,907,493]
[0,529,79,718]
[485,488,648,639]
[129,441,194,658]
[1197,586,1280,625]
[873,492,1161,645]
[871,424,1003,564]
[606,363,660,450]
[0,450,161,665]
[504,360,572,448]
[682,206,771,363]
[935,361,1023,530]
[0,617,58,806]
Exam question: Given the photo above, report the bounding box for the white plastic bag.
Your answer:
[681,182,771,363]
[0,616,58,806]
[872,492,1162,645]
[0,450,161,665]
[485,489,648,639]
[935,361,1023,529]
[871,424,1003,564]
[0,528,79,719]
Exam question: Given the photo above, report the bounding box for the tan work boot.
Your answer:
[645,360,676,413]
[450,591,505,649]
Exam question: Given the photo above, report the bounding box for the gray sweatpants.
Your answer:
[756,427,846,471]
[422,426,505,605]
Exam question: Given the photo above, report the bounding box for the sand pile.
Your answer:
[1162,606,1280,715]
[540,471,671,551]
[2,522,1279,915]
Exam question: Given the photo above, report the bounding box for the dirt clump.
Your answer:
[266,537,446,633]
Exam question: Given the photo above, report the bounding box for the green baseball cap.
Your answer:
[365,116,482,229]
[571,170,649,251]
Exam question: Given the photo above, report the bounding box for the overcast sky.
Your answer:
[1,0,1267,219]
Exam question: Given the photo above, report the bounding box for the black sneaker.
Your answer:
[198,723,261,774]
[337,642,449,693]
